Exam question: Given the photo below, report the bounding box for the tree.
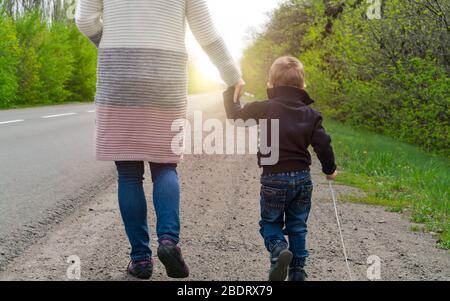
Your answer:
[15,12,43,105]
[37,20,75,103]
[0,15,20,108]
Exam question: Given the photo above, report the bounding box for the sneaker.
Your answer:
[157,239,190,278]
[289,266,308,281]
[268,245,293,281]
[127,258,153,280]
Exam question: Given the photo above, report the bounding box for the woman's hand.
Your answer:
[234,79,246,103]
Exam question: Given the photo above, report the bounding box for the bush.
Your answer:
[67,23,97,103]
[0,15,20,108]
[386,58,450,153]
[14,12,43,105]
[0,11,98,108]
[37,21,75,104]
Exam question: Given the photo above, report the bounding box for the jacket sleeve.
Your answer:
[186,0,241,86]
[311,114,337,175]
[75,0,103,47]
[223,87,268,124]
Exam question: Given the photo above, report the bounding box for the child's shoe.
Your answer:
[289,266,308,281]
[127,258,153,280]
[157,238,190,278]
[268,244,293,281]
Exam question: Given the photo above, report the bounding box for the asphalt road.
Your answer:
[0,93,221,267]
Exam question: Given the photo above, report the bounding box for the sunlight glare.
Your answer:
[187,31,221,83]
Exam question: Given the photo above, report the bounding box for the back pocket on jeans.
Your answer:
[293,183,313,206]
[261,186,287,211]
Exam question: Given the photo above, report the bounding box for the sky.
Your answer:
[186,0,282,81]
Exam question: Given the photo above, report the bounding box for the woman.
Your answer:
[76,0,244,279]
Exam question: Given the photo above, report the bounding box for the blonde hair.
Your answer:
[268,56,305,89]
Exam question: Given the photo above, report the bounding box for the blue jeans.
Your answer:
[259,171,312,267]
[115,161,180,261]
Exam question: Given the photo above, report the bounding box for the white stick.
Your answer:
[328,180,353,281]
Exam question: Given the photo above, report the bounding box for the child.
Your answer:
[223,56,337,281]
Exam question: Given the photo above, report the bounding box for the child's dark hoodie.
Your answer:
[223,85,336,175]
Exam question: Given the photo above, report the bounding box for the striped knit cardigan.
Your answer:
[76,0,241,162]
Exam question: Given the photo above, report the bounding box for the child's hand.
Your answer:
[326,170,338,181]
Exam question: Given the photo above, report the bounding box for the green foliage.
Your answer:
[66,24,97,103]
[0,11,97,109]
[37,21,75,104]
[241,0,450,156]
[0,15,20,108]
[385,58,450,153]
[14,12,44,105]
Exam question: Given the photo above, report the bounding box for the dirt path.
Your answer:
[1,104,448,281]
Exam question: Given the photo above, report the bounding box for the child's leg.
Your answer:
[149,162,180,243]
[259,183,288,252]
[260,175,294,281]
[115,161,151,261]
[285,180,313,268]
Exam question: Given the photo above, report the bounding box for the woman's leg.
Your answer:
[149,162,180,243]
[115,161,152,261]
[150,162,189,278]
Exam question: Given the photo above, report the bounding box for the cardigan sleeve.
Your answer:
[75,0,103,47]
[186,0,242,86]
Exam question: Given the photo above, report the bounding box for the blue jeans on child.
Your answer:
[115,161,180,262]
[259,171,313,267]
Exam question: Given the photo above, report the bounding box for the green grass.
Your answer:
[324,120,450,249]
